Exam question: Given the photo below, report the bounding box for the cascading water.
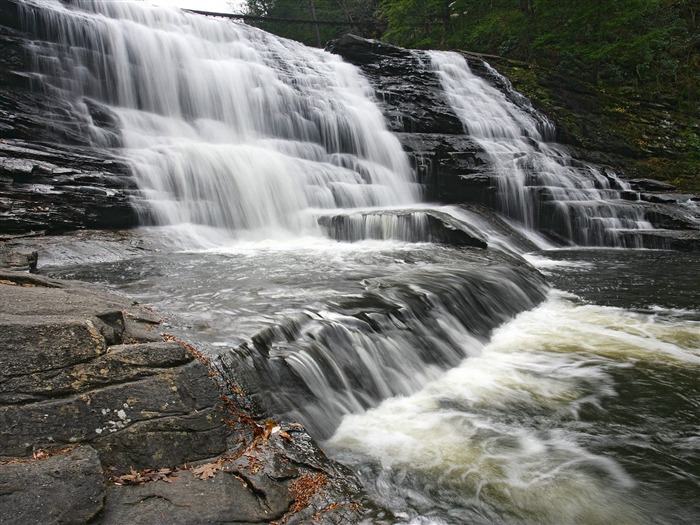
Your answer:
[429,51,655,247]
[16,2,699,524]
[22,0,418,241]
[19,0,551,438]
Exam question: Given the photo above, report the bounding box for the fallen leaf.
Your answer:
[192,462,221,480]
[263,420,280,440]
[112,467,179,485]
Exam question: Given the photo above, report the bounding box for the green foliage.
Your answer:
[379,0,699,114]
[378,0,453,47]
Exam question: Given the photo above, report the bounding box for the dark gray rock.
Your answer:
[640,192,699,204]
[0,140,138,234]
[0,272,233,467]
[645,203,700,231]
[102,469,284,524]
[628,178,677,192]
[397,133,494,203]
[328,35,464,135]
[0,445,106,525]
[0,244,37,271]
[0,271,377,524]
[617,229,700,251]
[0,0,139,234]
[100,428,374,525]
[318,209,488,248]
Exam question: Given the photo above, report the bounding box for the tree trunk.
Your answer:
[520,0,533,17]
[308,0,322,47]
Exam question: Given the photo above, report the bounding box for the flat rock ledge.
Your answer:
[0,271,383,524]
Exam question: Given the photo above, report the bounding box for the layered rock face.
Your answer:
[1,3,697,246]
[326,34,492,205]
[327,34,699,249]
[0,271,378,524]
[0,0,138,234]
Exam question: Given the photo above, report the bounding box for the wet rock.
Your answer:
[644,203,700,231]
[628,178,677,192]
[318,34,499,208]
[640,192,699,204]
[328,35,464,135]
[620,190,640,201]
[0,271,377,524]
[0,244,37,271]
[0,446,105,525]
[397,133,493,203]
[100,428,373,525]
[0,140,138,234]
[0,0,139,234]
[617,229,700,251]
[318,209,488,248]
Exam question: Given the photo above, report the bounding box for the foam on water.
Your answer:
[328,290,700,524]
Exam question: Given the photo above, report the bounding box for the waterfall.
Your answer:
[14,5,698,524]
[21,0,419,241]
[429,51,655,247]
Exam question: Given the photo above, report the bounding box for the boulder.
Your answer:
[0,446,105,525]
[0,271,378,524]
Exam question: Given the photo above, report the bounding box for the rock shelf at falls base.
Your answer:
[0,270,380,524]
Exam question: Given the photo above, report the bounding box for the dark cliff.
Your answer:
[0,0,137,235]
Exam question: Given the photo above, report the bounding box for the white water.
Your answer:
[429,52,654,246]
[328,289,700,524]
[24,0,418,241]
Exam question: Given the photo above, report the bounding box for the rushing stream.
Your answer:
[18,1,700,524]
[43,239,700,525]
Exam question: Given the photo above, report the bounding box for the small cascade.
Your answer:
[319,211,431,242]
[21,0,419,241]
[222,258,547,438]
[428,51,655,247]
[317,209,487,247]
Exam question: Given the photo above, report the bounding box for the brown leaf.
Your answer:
[263,420,279,440]
[192,462,221,480]
[112,467,179,485]
[32,449,49,460]
[278,430,293,442]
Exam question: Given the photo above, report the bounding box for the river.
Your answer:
[43,237,699,525]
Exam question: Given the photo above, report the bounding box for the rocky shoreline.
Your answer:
[0,267,381,524]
